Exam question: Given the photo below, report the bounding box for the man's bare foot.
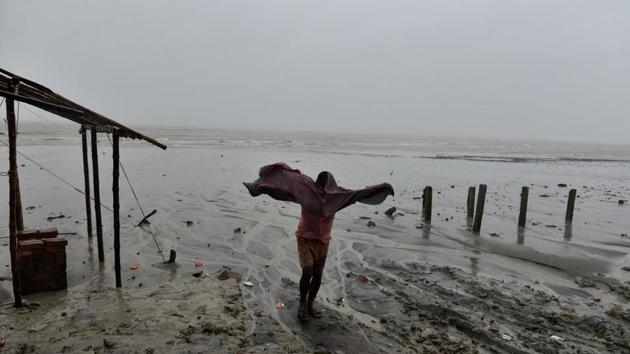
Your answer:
[307,303,322,319]
[297,302,308,321]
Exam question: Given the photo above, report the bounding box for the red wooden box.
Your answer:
[18,228,67,295]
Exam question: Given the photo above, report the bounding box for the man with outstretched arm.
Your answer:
[244,163,394,320]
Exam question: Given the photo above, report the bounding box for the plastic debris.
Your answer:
[194,261,203,268]
[243,281,254,287]
[0,338,5,347]
[129,264,142,270]
[501,334,512,341]
[550,335,565,341]
[335,297,345,306]
[275,302,285,309]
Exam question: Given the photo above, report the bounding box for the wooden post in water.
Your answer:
[112,130,122,288]
[566,189,577,221]
[81,127,93,239]
[422,186,432,222]
[91,129,105,262]
[472,184,487,233]
[6,89,23,307]
[467,186,475,219]
[518,186,529,228]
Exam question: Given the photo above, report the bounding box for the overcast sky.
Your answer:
[1,1,629,143]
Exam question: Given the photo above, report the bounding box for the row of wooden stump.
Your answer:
[421,185,578,232]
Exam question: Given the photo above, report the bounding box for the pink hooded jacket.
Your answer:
[244,163,394,242]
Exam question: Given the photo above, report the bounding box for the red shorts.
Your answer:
[297,237,329,268]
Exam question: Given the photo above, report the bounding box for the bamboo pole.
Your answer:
[112,130,121,288]
[566,189,577,221]
[81,128,93,239]
[466,186,475,219]
[518,186,529,228]
[6,91,23,307]
[472,184,487,233]
[91,129,104,262]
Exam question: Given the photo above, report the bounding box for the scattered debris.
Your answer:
[243,281,254,287]
[501,334,512,341]
[385,207,397,218]
[192,271,204,278]
[185,220,194,227]
[550,335,565,341]
[489,232,500,237]
[137,209,157,226]
[275,303,285,309]
[619,200,625,205]
[234,227,242,234]
[165,249,176,264]
[46,214,65,221]
[129,264,142,271]
[194,261,203,268]
[358,275,369,284]
[367,221,376,228]
[254,309,263,317]
[335,297,345,306]
[558,183,568,187]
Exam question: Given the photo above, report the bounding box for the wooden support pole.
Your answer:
[472,184,487,233]
[566,189,577,221]
[466,186,475,219]
[81,128,93,239]
[6,92,23,307]
[112,130,121,288]
[422,186,432,222]
[518,186,529,228]
[8,81,24,232]
[15,173,23,231]
[91,129,105,262]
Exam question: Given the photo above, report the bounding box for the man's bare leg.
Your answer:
[298,266,313,320]
[307,258,326,318]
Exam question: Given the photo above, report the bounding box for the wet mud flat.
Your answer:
[1,140,629,353]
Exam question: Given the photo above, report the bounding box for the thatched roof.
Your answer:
[0,67,166,149]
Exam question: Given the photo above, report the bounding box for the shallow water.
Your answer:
[1,127,629,351]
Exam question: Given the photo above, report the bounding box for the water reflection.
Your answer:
[517,227,525,245]
[422,221,431,239]
[564,222,573,241]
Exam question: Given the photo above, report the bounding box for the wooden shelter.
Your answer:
[0,67,166,307]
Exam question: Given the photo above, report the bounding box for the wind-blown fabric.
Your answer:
[243,163,394,217]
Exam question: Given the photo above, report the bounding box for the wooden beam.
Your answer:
[81,128,93,239]
[466,186,475,219]
[518,186,529,228]
[112,130,121,288]
[0,89,84,116]
[472,184,487,233]
[6,92,23,307]
[566,189,577,221]
[91,129,105,262]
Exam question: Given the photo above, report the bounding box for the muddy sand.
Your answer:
[1,129,630,353]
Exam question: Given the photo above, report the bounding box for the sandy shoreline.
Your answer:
[1,136,630,353]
